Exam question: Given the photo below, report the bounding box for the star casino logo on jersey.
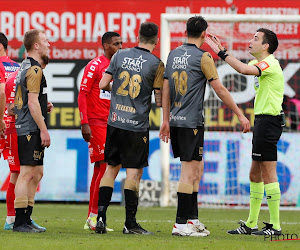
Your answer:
[172,51,191,70]
[121,55,147,72]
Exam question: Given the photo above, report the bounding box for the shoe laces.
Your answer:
[262,222,273,231]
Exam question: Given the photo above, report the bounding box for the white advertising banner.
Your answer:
[0,130,299,205]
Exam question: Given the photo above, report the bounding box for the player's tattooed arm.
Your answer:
[154,88,162,107]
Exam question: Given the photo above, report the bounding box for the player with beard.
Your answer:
[13,29,51,233]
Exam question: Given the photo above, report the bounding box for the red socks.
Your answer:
[7,182,15,216]
[91,163,107,215]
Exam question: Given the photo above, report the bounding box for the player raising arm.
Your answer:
[206,28,284,236]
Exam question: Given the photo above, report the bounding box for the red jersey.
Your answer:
[4,71,18,135]
[78,54,111,126]
[0,56,19,83]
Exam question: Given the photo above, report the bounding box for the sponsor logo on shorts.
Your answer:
[143,136,147,143]
[252,153,261,156]
[26,135,32,142]
[199,147,203,156]
[193,129,198,136]
[33,150,43,160]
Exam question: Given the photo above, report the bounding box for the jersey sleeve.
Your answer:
[5,77,15,104]
[0,67,5,84]
[164,53,172,79]
[26,66,42,93]
[79,60,99,93]
[201,52,219,82]
[153,61,164,89]
[106,53,117,75]
[254,60,270,77]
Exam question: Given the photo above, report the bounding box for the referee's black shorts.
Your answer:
[170,126,204,162]
[104,125,149,169]
[252,115,283,161]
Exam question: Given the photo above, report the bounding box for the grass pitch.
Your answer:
[0,203,299,249]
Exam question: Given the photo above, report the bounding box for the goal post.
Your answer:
[159,13,300,207]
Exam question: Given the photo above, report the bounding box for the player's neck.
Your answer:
[27,52,43,67]
[138,43,155,53]
[0,50,6,57]
[104,51,112,60]
[254,51,271,62]
[186,38,204,48]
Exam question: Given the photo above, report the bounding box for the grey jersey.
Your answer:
[164,43,218,128]
[14,57,48,135]
[106,47,164,132]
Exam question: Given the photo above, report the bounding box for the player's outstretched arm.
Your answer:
[99,73,113,90]
[210,79,250,133]
[28,92,51,147]
[159,79,170,142]
[205,34,260,76]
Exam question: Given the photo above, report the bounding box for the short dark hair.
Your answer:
[23,29,45,52]
[256,28,278,54]
[0,32,8,50]
[139,22,159,45]
[186,16,208,38]
[102,32,120,45]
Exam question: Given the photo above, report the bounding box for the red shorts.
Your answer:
[0,133,20,172]
[88,125,107,163]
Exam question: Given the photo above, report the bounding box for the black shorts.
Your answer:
[170,126,204,161]
[104,125,149,169]
[252,115,283,161]
[18,132,45,166]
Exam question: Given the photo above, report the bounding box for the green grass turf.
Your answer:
[0,203,299,249]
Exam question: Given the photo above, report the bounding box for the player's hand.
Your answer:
[159,122,170,143]
[47,102,54,113]
[205,36,220,55]
[81,123,92,142]
[41,129,51,147]
[238,114,251,133]
[207,32,226,51]
[0,119,6,138]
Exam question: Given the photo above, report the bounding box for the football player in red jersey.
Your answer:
[78,32,122,230]
[0,32,20,136]
[3,71,20,230]
[0,33,21,230]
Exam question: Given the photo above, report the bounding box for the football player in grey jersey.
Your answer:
[160,16,250,237]
[13,29,51,233]
[95,22,164,235]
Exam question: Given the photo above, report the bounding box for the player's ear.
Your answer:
[155,38,159,45]
[137,36,140,44]
[263,43,269,52]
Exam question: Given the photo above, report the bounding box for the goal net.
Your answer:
[159,14,300,207]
